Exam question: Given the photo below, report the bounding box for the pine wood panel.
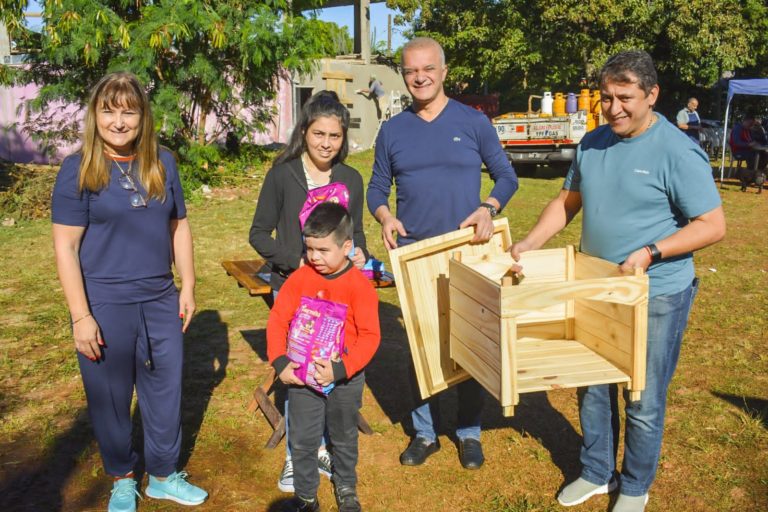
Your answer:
[449,286,502,341]
[388,218,511,399]
[500,275,648,316]
[450,337,502,401]
[450,310,501,375]
[516,320,567,341]
[574,250,624,279]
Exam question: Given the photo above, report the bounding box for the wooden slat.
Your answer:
[449,260,503,316]
[575,298,634,327]
[450,310,501,375]
[514,247,568,284]
[574,251,624,279]
[516,320,566,341]
[500,275,648,315]
[449,286,501,341]
[574,301,634,353]
[500,317,518,410]
[515,338,630,392]
[459,253,518,282]
[515,304,567,324]
[573,326,632,374]
[518,359,622,380]
[517,369,630,393]
[450,336,501,401]
[565,245,576,338]
[516,337,585,352]
[630,300,648,393]
[222,260,272,296]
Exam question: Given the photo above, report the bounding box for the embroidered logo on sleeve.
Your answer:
[633,169,650,175]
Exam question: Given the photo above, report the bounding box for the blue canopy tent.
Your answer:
[719,78,768,182]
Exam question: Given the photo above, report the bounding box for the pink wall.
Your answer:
[1,73,293,164]
[0,82,81,163]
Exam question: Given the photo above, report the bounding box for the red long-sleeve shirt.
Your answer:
[267,263,381,381]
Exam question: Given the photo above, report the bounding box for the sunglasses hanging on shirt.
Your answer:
[113,159,147,208]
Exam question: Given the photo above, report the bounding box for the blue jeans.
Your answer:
[411,378,484,442]
[578,278,698,496]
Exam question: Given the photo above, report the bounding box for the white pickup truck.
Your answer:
[493,109,589,176]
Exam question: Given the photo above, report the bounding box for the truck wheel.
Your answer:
[514,164,537,177]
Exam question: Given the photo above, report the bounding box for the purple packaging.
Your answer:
[286,296,347,395]
[298,183,350,229]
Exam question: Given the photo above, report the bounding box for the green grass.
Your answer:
[0,152,766,511]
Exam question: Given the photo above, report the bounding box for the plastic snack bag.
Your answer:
[298,183,350,229]
[286,296,347,395]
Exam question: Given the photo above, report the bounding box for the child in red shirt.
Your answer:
[267,203,380,512]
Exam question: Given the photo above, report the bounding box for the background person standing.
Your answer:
[356,75,388,120]
[676,97,701,146]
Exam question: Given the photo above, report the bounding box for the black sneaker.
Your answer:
[281,495,320,512]
[334,485,362,512]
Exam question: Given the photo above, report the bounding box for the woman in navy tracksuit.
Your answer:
[52,72,207,512]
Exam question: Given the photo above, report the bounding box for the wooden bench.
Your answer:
[223,259,394,448]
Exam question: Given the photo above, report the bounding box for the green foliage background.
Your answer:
[388,0,768,115]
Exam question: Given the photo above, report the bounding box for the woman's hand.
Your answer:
[73,315,103,361]
[350,247,366,269]
[179,287,196,333]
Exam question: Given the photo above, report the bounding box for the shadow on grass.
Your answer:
[238,298,582,480]
[364,301,415,424]
[0,408,105,511]
[368,301,582,481]
[267,496,297,511]
[178,309,229,469]
[127,309,230,490]
[712,391,768,430]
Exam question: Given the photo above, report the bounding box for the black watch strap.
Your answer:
[647,243,662,263]
[479,202,498,217]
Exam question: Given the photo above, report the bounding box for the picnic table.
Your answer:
[222,258,394,448]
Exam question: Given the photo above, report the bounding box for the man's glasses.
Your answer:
[114,160,147,208]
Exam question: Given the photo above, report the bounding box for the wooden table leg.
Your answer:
[356,412,374,435]
[250,367,374,447]
[249,368,286,448]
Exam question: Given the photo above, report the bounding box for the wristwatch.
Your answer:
[479,202,498,217]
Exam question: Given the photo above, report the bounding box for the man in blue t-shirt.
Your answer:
[367,37,518,471]
[510,51,725,512]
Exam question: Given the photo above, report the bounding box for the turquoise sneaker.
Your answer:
[108,477,140,512]
[145,471,208,506]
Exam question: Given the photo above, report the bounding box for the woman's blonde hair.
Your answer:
[79,72,166,201]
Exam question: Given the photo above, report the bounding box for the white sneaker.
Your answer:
[612,493,649,512]
[317,450,333,479]
[277,458,294,493]
[557,477,618,506]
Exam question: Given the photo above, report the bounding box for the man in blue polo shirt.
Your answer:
[367,37,518,470]
[510,51,725,512]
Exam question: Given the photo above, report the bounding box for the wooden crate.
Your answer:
[388,218,512,399]
[449,246,648,417]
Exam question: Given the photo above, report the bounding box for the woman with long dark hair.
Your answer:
[249,90,368,494]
